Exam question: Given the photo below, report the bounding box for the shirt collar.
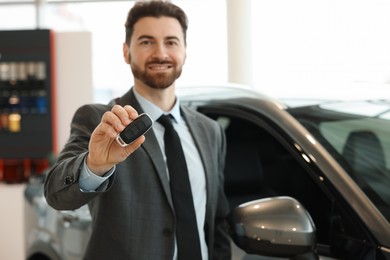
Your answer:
[133,87,182,123]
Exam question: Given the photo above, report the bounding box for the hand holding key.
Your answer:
[86,105,150,176]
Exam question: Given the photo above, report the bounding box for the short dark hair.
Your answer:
[124,0,188,45]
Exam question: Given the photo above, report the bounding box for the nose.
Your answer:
[152,43,169,60]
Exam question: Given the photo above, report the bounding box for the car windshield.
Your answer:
[287,100,390,222]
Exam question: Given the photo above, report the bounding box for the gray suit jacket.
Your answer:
[44,89,231,260]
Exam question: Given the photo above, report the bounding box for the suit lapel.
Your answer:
[142,132,173,207]
[181,106,215,212]
[114,89,174,208]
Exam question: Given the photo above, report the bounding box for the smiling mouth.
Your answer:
[148,63,173,71]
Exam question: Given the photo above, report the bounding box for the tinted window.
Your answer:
[288,101,390,222]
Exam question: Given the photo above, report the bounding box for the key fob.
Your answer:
[116,113,153,147]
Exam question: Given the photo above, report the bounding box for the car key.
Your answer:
[116,113,153,147]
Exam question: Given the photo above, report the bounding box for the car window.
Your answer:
[200,108,379,259]
[287,101,390,222]
[320,117,390,216]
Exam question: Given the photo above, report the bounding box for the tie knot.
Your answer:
[158,114,174,129]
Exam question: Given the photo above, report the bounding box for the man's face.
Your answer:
[124,16,186,90]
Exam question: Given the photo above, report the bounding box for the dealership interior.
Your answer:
[1,0,390,260]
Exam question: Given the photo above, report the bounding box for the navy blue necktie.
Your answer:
[158,115,202,260]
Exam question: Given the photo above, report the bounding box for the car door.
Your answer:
[196,104,383,260]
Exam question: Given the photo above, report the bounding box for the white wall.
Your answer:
[250,0,390,100]
[54,31,93,152]
[0,183,25,260]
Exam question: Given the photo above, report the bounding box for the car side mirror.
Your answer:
[228,196,318,259]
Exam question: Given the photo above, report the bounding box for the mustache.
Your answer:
[146,59,173,65]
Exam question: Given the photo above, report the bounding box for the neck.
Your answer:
[133,81,177,112]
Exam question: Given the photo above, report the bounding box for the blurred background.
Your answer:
[1,0,389,102]
[1,0,390,259]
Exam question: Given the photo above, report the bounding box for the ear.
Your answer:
[123,43,130,64]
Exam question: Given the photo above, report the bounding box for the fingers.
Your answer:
[112,104,139,124]
[111,104,139,127]
[123,105,139,121]
[101,105,139,137]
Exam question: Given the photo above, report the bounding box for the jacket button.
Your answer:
[163,228,173,237]
[64,176,74,185]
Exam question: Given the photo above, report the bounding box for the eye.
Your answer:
[166,40,179,46]
[140,40,152,45]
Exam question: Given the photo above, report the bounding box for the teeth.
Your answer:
[149,65,170,70]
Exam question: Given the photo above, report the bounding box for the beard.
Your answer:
[130,59,183,90]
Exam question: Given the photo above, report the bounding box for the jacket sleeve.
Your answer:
[44,104,114,210]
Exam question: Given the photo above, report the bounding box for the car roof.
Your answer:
[178,84,390,119]
[177,84,283,105]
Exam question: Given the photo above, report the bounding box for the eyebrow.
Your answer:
[137,35,153,41]
[137,35,181,42]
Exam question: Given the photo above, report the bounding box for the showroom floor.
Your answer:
[0,183,25,260]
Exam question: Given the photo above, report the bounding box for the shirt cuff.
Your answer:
[79,158,115,192]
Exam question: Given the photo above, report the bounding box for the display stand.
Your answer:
[0,29,56,183]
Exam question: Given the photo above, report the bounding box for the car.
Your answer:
[24,85,390,260]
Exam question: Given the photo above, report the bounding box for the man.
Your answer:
[44,1,231,259]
